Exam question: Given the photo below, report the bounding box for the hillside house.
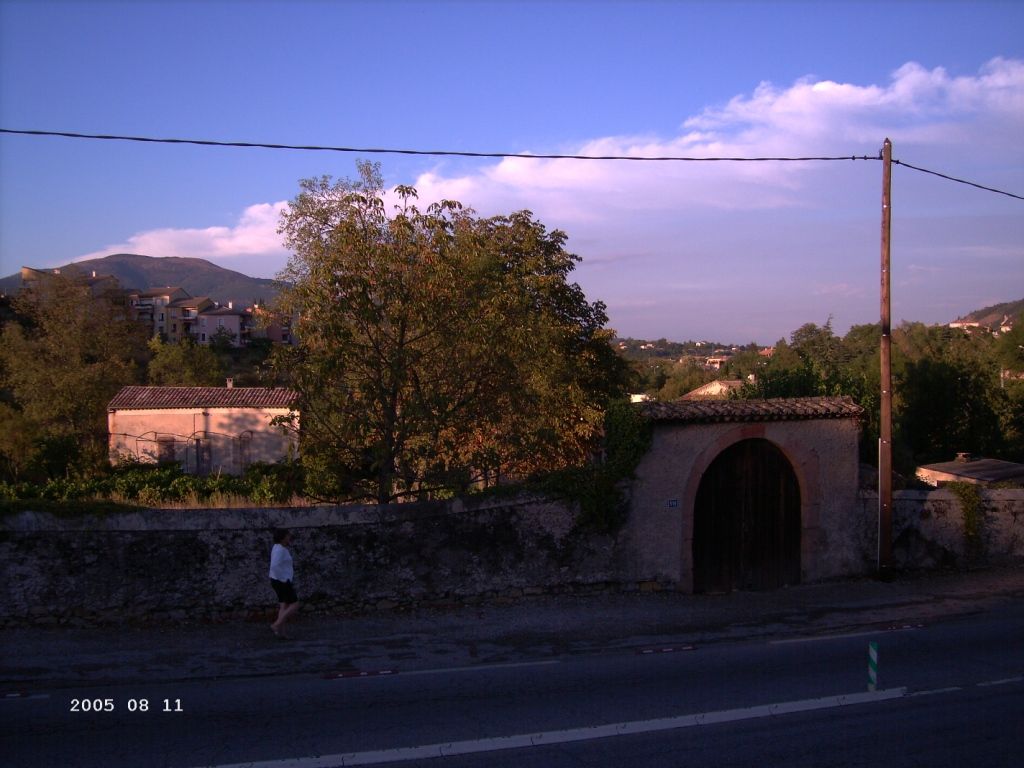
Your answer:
[165,295,215,344]
[127,287,192,338]
[108,385,298,475]
[196,303,250,347]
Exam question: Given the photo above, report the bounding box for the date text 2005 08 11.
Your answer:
[70,698,184,713]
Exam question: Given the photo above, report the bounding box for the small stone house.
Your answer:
[108,385,298,475]
[916,454,1024,487]
[627,396,866,593]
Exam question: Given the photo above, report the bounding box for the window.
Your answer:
[195,438,212,476]
[234,433,252,473]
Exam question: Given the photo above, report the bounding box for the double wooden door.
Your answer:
[693,439,801,593]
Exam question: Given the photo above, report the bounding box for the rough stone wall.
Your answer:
[857,488,1024,570]
[628,418,863,589]
[5,485,1020,627]
[0,495,627,627]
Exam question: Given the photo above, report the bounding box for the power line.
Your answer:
[2,127,1021,199]
[891,159,1024,201]
[0,127,874,163]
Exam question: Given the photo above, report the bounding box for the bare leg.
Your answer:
[271,602,300,636]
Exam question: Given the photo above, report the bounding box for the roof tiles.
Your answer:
[108,386,297,410]
[641,396,864,424]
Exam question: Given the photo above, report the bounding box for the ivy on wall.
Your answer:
[946,481,985,564]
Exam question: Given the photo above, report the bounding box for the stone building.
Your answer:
[628,397,865,592]
[108,385,298,475]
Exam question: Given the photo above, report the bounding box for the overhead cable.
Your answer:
[0,128,874,162]
[891,159,1024,201]
[2,127,1021,200]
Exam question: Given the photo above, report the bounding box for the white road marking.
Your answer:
[770,626,920,645]
[191,687,907,768]
[976,676,1023,687]
[400,660,562,677]
[908,687,963,697]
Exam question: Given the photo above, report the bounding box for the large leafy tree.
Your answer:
[271,162,628,503]
[0,272,149,480]
[147,336,225,386]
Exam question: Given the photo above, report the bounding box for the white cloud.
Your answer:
[412,57,1023,223]
[68,58,1024,341]
[76,201,290,272]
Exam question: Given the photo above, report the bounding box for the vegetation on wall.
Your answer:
[0,460,304,516]
[946,481,985,564]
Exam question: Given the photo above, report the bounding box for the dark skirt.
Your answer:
[270,578,298,605]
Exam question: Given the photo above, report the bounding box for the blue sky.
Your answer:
[1,0,1022,344]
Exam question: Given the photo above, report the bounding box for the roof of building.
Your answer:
[682,380,744,400]
[132,287,189,298]
[641,396,864,424]
[166,296,212,308]
[108,386,297,410]
[916,456,1024,485]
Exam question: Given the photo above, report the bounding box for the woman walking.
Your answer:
[269,528,300,638]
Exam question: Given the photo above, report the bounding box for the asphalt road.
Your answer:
[5,600,1022,768]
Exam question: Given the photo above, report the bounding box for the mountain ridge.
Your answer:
[956,298,1024,327]
[0,253,280,309]
[3,254,1020,334]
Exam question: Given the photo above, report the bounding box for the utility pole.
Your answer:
[878,138,893,573]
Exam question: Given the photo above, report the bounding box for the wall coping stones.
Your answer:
[641,396,864,424]
[0,492,564,532]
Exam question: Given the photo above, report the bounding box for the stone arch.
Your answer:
[691,437,802,592]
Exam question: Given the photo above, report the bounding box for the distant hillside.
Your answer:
[956,298,1024,327]
[0,254,280,308]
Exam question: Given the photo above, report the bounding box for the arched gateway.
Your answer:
[628,397,864,592]
[693,438,801,592]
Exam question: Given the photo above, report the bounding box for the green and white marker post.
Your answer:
[868,641,879,691]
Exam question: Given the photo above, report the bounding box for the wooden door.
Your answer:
[693,439,801,592]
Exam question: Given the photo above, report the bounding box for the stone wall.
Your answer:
[857,488,1024,569]
[4,486,1021,627]
[0,495,627,627]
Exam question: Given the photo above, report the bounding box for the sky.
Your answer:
[1,0,1022,345]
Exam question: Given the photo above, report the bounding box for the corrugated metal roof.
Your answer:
[108,385,297,410]
[641,396,864,423]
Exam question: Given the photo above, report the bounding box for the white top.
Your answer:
[269,543,294,582]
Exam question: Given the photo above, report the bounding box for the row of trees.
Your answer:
[638,318,1024,475]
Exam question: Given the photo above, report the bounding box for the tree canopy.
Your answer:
[0,273,149,480]
[271,162,629,503]
[147,335,225,386]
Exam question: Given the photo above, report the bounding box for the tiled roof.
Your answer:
[135,287,188,298]
[108,386,297,410]
[641,396,864,424]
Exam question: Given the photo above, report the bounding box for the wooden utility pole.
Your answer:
[878,138,893,572]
